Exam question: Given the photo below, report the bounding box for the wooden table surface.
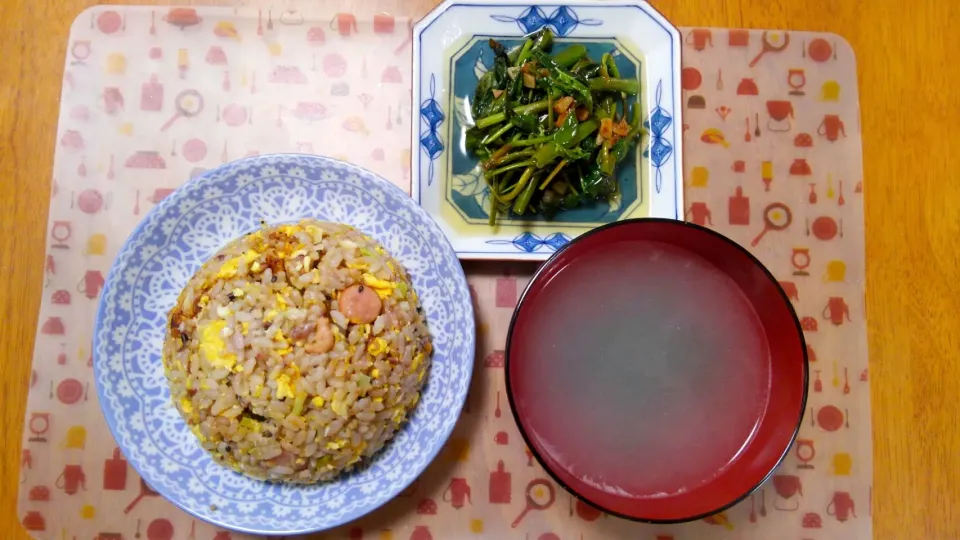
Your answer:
[2,0,959,538]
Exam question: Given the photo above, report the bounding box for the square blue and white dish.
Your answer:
[412,0,683,261]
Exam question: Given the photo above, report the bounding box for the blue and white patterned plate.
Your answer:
[412,0,684,261]
[93,155,474,535]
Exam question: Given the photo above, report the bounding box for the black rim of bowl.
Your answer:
[503,217,809,524]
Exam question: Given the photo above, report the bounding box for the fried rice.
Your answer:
[162,220,432,483]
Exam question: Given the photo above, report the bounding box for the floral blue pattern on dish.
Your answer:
[93,155,474,535]
[644,80,674,193]
[419,75,445,186]
[487,232,572,253]
[490,6,601,37]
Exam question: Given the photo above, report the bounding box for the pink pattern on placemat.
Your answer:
[495,277,518,308]
[19,9,870,539]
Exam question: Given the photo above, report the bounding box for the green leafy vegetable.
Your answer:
[465,29,644,227]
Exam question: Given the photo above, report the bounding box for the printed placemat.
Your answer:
[18,3,870,538]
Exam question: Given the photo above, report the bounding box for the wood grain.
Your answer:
[2,1,959,539]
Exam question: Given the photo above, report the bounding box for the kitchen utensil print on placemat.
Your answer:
[125,478,160,513]
[99,87,125,114]
[511,479,556,528]
[827,491,857,522]
[95,10,125,34]
[772,475,802,511]
[788,68,806,95]
[219,103,249,126]
[54,379,87,404]
[489,461,511,504]
[750,31,789,67]
[766,100,794,132]
[443,478,472,509]
[751,202,792,246]
[140,75,164,111]
[103,448,128,491]
[163,8,202,30]
[686,201,713,226]
[161,89,204,131]
[70,40,91,65]
[56,464,86,495]
[686,28,713,51]
[146,519,175,540]
[677,24,868,538]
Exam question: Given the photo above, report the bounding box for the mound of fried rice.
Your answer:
[162,220,432,483]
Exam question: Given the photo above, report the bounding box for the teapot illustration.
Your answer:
[442,477,472,509]
[822,297,851,326]
[686,202,713,226]
[686,29,713,51]
[827,491,857,522]
[55,464,86,494]
[818,114,847,141]
[77,270,105,299]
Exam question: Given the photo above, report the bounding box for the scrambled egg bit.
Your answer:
[217,249,261,279]
[239,416,261,432]
[275,374,296,399]
[331,398,349,417]
[180,397,194,415]
[367,337,389,356]
[198,320,237,370]
[190,424,207,443]
[361,273,396,299]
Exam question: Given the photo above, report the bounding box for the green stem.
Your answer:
[512,171,540,214]
[629,101,643,131]
[516,100,550,116]
[553,44,588,68]
[500,166,536,202]
[531,28,554,54]
[571,119,600,146]
[481,122,514,145]
[599,143,616,175]
[493,169,518,195]
[547,92,554,130]
[486,159,535,178]
[484,147,535,170]
[511,135,553,148]
[533,143,560,168]
[589,77,640,95]
[515,39,535,67]
[475,100,550,129]
[570,57,590,73]
[476,113,507,130]
[605,54,621,79]
[595,95,616,120]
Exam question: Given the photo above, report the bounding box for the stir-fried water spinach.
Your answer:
[466,28,646,226]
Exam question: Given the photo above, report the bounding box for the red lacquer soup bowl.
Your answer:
[505,219,808,523]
